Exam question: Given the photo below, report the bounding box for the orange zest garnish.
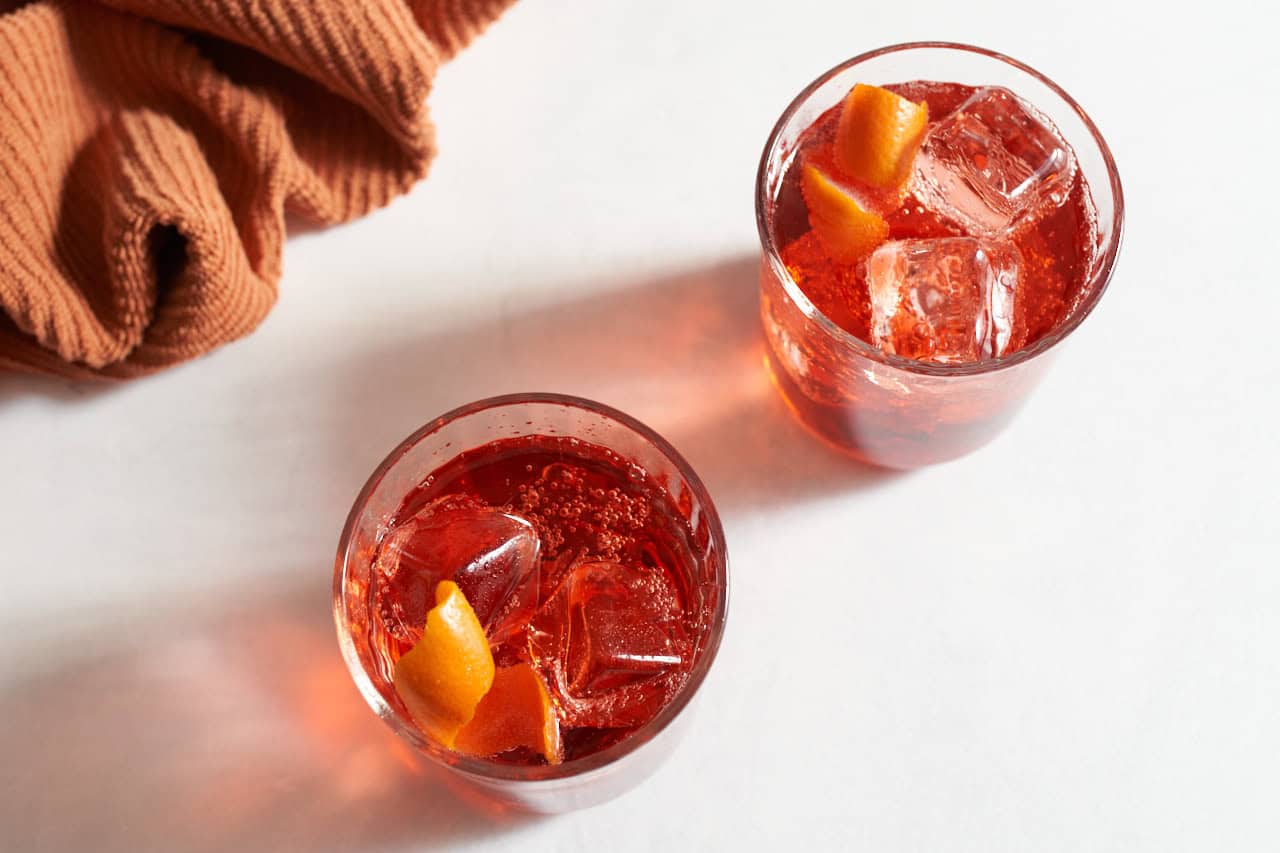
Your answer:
[392,580,495,748]
[800,164,889,263]
[454,662,563,764]
[834,84,928,191]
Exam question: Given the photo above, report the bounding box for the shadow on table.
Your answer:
[0,372,111,406]
[0,579,537,853]
[324,254,901,515]
[0,255,901,850]
[0,254,899,507]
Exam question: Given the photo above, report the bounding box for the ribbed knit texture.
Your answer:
[0,0,513,378]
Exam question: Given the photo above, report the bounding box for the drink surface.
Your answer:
[771,80,1099,357]
[360,435,706,765]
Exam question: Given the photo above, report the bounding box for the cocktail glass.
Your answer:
[756,42,1123,468]
[334,393,729,813]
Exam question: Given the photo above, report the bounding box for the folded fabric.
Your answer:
[0,0,512,378]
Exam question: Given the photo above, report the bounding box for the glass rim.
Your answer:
[333,392,730,783]
[754,40,1126,378]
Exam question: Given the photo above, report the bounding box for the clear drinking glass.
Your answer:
[333,393,729,813]
[756,42,1124,468]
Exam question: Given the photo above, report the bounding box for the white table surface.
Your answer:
[3,1,1277,850]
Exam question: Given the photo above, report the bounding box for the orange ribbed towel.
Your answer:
[0,0,512,378]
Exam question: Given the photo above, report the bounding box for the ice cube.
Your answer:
[912,86,1076,236]
[529,560,690,728]
[867,237,1019,363]
[375,498,540,646]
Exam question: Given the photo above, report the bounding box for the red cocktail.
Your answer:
[757,43,1123,468]
[334,395,728,812]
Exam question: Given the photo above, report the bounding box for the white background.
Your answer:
[3,1,1277,850]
